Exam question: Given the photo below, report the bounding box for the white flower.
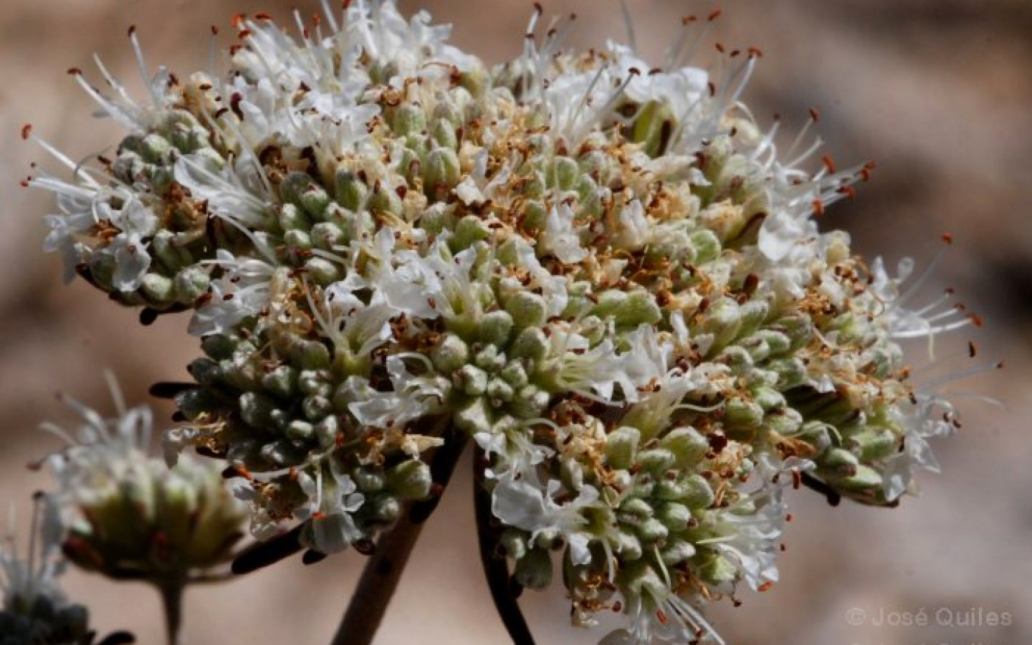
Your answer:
[346,355,448,428]
[189,249,278,335]
[1,504,67,619]
[492,475,599,566]
[603,570,725,645]
[540,203,588,264]
[297,461,366,554]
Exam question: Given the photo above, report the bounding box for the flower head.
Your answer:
[0,499,96,645]
[26,2,983,642]
[42,375,246,584]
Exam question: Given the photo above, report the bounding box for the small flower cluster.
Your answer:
[41,378,247,585]
[1,500,99,645]
[28,2,978,642]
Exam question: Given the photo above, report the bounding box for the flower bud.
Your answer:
[480,310,514,347]
[605,426,640,470]
[423,148,460,201]
[432,334,470,372]
[660,427,709,468]
[514,547,553,590]
[388,460,433,500]
[334,169,368,211]
[505,291,548,330]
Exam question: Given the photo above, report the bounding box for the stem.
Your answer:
[330,429,468,645]
[473,447,536,645]
[158,580,185,645]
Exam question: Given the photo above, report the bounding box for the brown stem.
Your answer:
[158,580,185,645]
[330,429,468,645]
[473,447,536,645]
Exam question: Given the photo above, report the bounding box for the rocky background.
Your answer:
[1,0,1028,643]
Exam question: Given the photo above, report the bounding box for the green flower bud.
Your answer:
[474,345,506,371]
[455,364,489,396]
[284,228,312,252]
[451,215,490,251]
[201,333,235,360]
[152,230,192,272]
[765,408,803,436]
[682,474,716,509]
[334,169,368,211]
[521,200,548,233]
[511,326,553,363]
[636,448,676,474]
[371,495,402,524]
[486,377,515,403]
[835,464,883,492]
[660,538,697,565]
[476,310,514,347]
[432,334,470,372]
[302,395,332,421]
[187,357,220,386]
[550,156,580,191]
[822,448,860,475]
[305,257,342,285]
[311,221,346,250]
[240,391,280,429]
[620,497,653,519]
[769,357,808,389]
[656,502,692,531]
[418,202,456,234]
[500,529,528,560]
[510,385,550,418]
[278,202,309,231]
[622,290,662,326]
[514,547,553,590]
[845,427,898,461]
[635,517,669,543]
[690,229,722,265]
[660,427,709,468]
[286,419,315,441]
[699,297,743,351]
[140,272,175,304]
[353,468,386,493]
[392,103,427,136]
[388,460,433,500]
[298,369,332,397]
[605,426,640,470]
[423,147,460,201]
[737,299,770,336]
[314,415,340,449]
[505,291,548,330]
[499,361,529,388]
[297,340,332,370]
[367,183,403,217]
[614,528,643,561]
[725,397,764,432]
[140,133,172,164]
[430,117,458,149]
[173,265,211,304]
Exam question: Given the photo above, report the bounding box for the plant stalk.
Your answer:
[330,429,467,645]
[158,580,185,645]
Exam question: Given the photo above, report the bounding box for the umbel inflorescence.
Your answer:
[26,1,980,642]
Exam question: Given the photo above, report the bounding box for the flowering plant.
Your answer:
[16,2,984,643]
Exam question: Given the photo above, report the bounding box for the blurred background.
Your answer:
[1,0,1029,643]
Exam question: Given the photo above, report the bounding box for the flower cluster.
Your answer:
[27,2,977,642]
[41,377,246,585]
[1,500,100,645]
